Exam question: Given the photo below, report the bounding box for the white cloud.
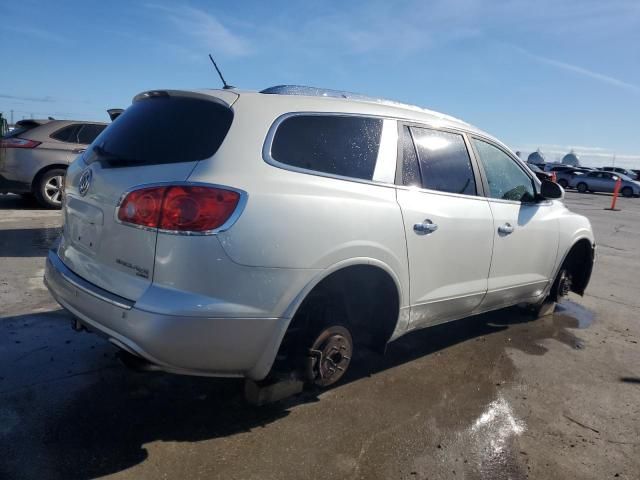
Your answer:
[513,47,640,94]
[145,4,251,57]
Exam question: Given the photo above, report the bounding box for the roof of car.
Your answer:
[191,85,499,141]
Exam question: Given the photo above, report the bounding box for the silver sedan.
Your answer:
[570,171,640,197]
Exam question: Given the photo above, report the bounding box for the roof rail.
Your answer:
[259,85,470,126]
[260,85,379,101]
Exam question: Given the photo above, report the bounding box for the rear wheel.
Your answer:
[34,168,65,209]
[576,182,588,193]
[282,293,354,388]
[558,178,568,189]
[306,325,353,387]
[621,186,633,198]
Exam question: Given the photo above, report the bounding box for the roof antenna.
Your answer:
[208,54,234,90]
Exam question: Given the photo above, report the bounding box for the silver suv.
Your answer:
[44,86,595,388]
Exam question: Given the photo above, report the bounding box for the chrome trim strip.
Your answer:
[47,250,135,310]
[114,181,248,236]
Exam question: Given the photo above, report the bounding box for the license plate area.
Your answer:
[68,214,100,253]
[65,196,104,255]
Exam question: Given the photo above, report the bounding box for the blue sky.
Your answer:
[1,0,639,168]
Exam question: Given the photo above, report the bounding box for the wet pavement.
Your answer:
[1,192,639,479]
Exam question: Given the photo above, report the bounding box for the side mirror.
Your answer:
[540,180,563,200]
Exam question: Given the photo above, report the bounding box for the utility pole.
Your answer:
[612,153,616,168]
[10,109,14,125]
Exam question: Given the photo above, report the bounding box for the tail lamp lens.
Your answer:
[0,138,41,148]
[117,185,241,233]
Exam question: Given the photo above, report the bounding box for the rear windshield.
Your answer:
[2,122,40,139]
[85,95,233,168]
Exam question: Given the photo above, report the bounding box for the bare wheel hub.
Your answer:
[306,326,353,387]
[558,270,572,298]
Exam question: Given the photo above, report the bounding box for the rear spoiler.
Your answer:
[107,109,124,121]
[15,119,50,128]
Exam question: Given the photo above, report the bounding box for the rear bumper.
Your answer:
[44,250,288,380]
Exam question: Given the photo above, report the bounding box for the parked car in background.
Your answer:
[570,171,640,197]
[542,163,571,172]
[601,166,638,180]
[0,118,108,208]
[555,167,592,189]
[526,162,553,182]
[44,85,596,389]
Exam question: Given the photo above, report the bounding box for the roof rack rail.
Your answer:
[260,85,378,101]
[259,85,470,126]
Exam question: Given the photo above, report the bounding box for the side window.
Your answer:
[50,124,82,143]
[411,127,477,195]
[77,124,106,145]
[400,126,421,187]
[270,115,383,180]
[472,139,536,202]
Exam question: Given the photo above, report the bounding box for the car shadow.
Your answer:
[0,227,61,257]
[0,193,48,210]
[0,301,593,479]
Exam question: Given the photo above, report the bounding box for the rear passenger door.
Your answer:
[470,138,559,308]
[395,126,494,329]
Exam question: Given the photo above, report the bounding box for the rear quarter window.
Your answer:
[269,114,383,181]
[50,124,82,143]
[77,124,107,145]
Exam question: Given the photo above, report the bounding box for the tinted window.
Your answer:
[3,121,40,139]
[77,124,106,145]
[271,115,382,180]
[85,95,233,168]
[472,139,535,202]
[411,127,476,195]
[400,126,421,187]
[51,124,82,143]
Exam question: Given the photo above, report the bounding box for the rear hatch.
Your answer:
[59,90,237,300]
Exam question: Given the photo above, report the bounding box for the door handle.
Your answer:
[414,219,438,235]
[72,148,86,154]
[498,223,514,235]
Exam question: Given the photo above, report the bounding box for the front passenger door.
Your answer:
[471,139,559,309]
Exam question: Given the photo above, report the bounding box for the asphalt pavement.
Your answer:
[1,191,639,480]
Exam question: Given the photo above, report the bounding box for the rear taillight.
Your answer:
[117,185,242,233]
[0,138,41,148]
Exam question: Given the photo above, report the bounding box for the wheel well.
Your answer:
[31,164,67,192]
[280,265,400,360]
[563,239,594,296]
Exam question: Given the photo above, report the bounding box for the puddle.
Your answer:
[553,301,595,329]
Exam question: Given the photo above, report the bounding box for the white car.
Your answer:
[44,86,595,388]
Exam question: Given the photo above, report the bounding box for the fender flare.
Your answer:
[281,257,405,321]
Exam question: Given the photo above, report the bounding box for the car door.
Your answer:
[600,172,618,192]
[395,125,494,329]
[470,138,559,309]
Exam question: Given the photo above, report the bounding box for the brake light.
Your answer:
[117,185,242,233]
[0,138,41,148]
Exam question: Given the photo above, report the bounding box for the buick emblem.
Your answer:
[78,169,92,196]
